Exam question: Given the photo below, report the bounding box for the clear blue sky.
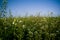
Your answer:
[5,0,60,16]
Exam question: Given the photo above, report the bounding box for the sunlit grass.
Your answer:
[0,16,60,40]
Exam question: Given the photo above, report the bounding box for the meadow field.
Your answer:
[0,0,60,40]
[0,16,60,40]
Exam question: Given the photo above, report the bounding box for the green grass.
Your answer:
[0,16,60,40]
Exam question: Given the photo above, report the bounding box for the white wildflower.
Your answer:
[5,27,7,29]
[15,23,17,25]
[19,20,22,23]
[28,28,30,31]
[12,22,15,24]
[43,17,46,20]
[41,26,44,29]
[50,33,56,36]
[22,25,25,29]
[34,31,38,34]
[56,30,59,33]
[14,19,16,22]
[41,18,47,22]
[29,31,32,33]
[29,31,33,37]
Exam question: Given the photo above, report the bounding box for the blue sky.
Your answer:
[2,0,60,16]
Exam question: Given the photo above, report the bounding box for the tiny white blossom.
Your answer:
[14,19,16,22]
[50,33,55,36]
[43,18,46,20]
[22,25,25,29]
[41,26,44,29]
[29,31,33,34]
[5,27,7,29]
[12,22,14,24]
[56,31,59,33]
[28,28,30,31]
[34,31,38,34]
[19,20,22,23]
[29,31,33,37]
